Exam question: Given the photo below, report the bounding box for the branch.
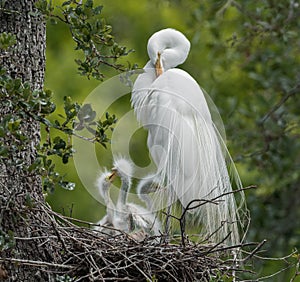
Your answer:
[182,185,256,216]
[242,239,267,262]
[260,84,300,124]
[0,257,74,270]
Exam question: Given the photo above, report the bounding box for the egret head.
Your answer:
[96,170,114,200]
[147,28,190,76]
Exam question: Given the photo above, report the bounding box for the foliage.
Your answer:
[0,62,116,192]
[0,229,15,252]
[0,32,16,50]
[208,0,300,253]
[184,1,300,279]
[35,0,134,79]
[0,0,125,194]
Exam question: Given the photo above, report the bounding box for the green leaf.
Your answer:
[62,0,72,6]
[53,137,66,150]
[84,0,93,9]
[0,32,16,50]
[60,181,75,190]
[7,119,21,132]
[94,5,103,15]
[49,18,57,25]
[0,126,5,137]
[0,146,9,157]
[62,153,70,164]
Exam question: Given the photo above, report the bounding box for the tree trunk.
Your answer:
[0,1,54,280]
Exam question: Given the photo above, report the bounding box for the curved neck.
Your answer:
[138,179,154,210]
[101,184,115,219]
[117,176,131,208]
[147,29,190,70]
[104,189,114,208]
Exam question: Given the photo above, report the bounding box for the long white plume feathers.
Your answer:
[132,66,248,246]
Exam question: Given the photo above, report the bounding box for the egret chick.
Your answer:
[112,157,161,236]
[94,169,116,235]
[136,174,161,211]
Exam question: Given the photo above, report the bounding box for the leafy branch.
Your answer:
[1,1,127,193]
[35,0,134,79]
[0,62,116,192]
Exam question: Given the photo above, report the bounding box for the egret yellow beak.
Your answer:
[155,52,163,77]
[107,169,117,182]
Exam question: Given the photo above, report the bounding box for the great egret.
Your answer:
[111,157,161,236]
[131,28,247,245]
[94,170,116,234]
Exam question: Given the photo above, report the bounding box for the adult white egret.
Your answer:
[112,157,162,236]
[131,28,247,245]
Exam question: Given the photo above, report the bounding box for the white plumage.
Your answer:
[94,170,116,235]
[95,157,161,237]
[112,157,161,236]
[131,28,247,245]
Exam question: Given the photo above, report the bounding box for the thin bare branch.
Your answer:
[0,257,74,270]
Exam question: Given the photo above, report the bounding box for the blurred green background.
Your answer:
[44,0,300,280]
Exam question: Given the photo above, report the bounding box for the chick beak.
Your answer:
[155,52,163,77]
[107,169,117,182]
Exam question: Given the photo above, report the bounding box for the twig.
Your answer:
[0,257,74,270]
[119,252,152,281]
[203,232,232,254]
[183,185,257,214]
[260,84,300,124]
[242,239,267,262]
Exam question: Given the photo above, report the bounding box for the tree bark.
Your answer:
[0,1,54,280]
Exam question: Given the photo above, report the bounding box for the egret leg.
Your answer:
[163,204,171,243]
[181,204,186,236]
[163,188,175,243]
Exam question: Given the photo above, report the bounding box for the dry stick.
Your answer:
[185,185,257,213]
[22,196,254,280]
[198,221,229,245]
[290,258,300,282]
[0,257,74,270]
[209,242,258,255]
[179,199,221,246]
[75,252,104,282]
[14,235,57,241]
[40,201,126,238]
[118,252,152,281]
[252,250,298,262]
[242,239,267,262]
[203,232,232,255]
[160,259,181,282]
[75,269,104,282]
[49,214,68,252]
[179,185,257,246]
[243,263,295,282]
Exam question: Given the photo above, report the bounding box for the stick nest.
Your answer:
[1,201,256,281]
